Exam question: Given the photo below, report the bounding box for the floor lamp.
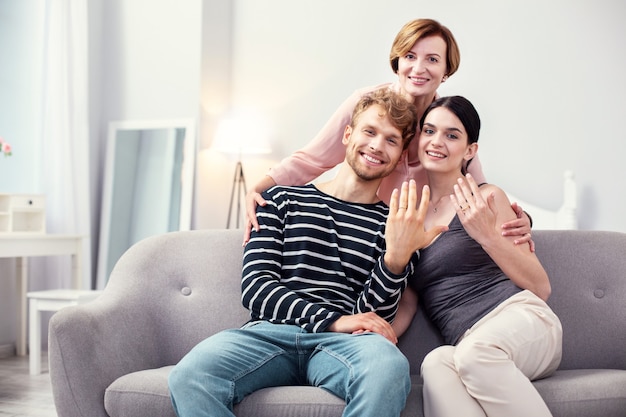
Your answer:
[213,116,271,229]
[226,160,247,229]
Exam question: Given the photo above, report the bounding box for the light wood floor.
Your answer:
[0,353,57,416]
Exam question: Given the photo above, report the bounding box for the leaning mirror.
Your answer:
[97,119,196,288]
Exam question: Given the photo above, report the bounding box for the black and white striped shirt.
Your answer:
[242,184,412,333]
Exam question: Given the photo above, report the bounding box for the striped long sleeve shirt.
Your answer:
[241,184,413,333]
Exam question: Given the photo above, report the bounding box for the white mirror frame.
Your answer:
[96,118,196,289]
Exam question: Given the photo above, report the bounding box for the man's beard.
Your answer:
[345,148,395,181]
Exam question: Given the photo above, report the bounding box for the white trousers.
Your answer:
[421,290,562,417]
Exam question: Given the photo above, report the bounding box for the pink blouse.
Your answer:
[268,82,486,204]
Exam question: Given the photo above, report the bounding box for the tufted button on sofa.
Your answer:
[49,229,626,417]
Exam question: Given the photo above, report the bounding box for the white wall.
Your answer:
[95,0,202,236]
[0,0,202,350]
[198,0,626,232]
[93,0,202,268]
[1,0,624,352]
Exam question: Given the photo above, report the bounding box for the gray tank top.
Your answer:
[409,215,521,344]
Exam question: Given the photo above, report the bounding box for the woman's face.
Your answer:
[418,106,476,173]
[396,35,448,101]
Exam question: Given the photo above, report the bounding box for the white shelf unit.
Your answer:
[0,194,46,234]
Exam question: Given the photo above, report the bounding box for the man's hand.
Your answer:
[384,180,448,274]
[328,312,398,344]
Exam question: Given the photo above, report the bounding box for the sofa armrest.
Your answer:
[49,229,249,417]
[49,294,161,417]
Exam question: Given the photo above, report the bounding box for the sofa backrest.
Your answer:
[106,229,250,365]
[532,230,626,370]
[108,229,626,373]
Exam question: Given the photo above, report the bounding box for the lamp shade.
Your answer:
[212,116,272,156]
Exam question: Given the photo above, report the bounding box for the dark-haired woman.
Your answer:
[243,19,533,246]
[393,96,562,417]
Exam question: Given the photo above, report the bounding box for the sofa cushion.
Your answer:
[105,367,175,417]
[104,366,349,417]
[104,365,626,417]
[534,369,626,417]
[104,366,426,417]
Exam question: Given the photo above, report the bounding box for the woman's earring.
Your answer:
[442,75,448,82]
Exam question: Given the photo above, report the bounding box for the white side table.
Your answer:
[0,234,86,356]
[27,289,102,375]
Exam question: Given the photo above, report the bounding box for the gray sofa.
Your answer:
[49,229,626,417]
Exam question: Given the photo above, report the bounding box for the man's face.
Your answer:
[343,104,405,181]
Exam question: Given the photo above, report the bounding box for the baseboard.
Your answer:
[0,343,15,358]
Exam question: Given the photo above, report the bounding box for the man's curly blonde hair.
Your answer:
[351,88,418,150]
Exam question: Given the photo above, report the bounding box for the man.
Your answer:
[168,88,447,417]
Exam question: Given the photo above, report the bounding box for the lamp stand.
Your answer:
[226,161,247,229]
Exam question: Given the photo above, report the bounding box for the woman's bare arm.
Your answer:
[392,287,418,338]
[454,175,551,301]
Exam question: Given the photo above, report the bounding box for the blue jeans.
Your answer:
[168,321,411,417]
